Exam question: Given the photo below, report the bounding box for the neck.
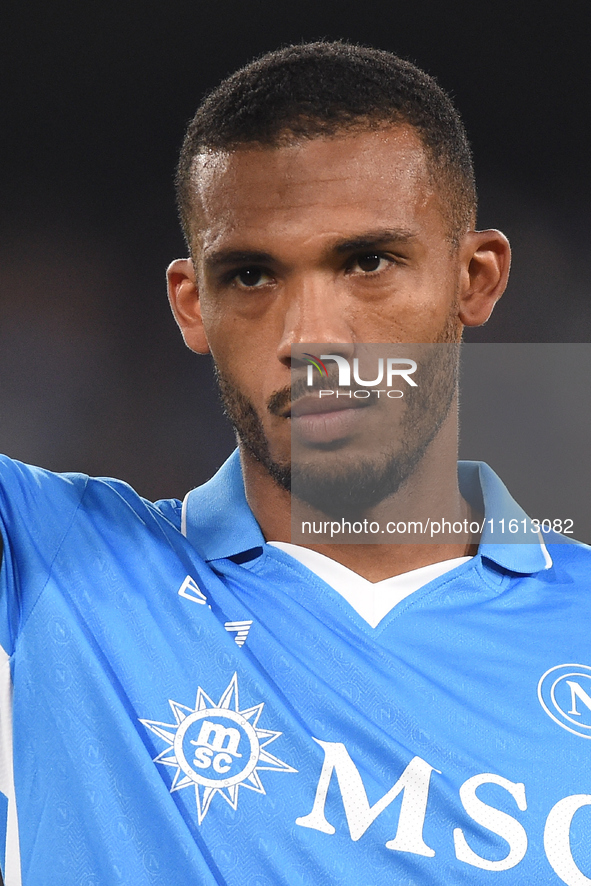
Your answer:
[240,410,478,582]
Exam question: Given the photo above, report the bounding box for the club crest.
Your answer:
[538,663,591,738]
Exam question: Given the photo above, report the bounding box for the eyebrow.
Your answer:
[204,249,275,270]
[203,228,419,271]
[334,229,418,253]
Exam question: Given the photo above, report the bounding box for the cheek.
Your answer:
[365,292,452,340]
[201,306,285,390]
[208,335,270,407]
[199,303,248,371]
[396,269,459,333]
[200,290,273,349]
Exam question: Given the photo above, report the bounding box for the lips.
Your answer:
[289,393,372,444]
[289,393,370,418]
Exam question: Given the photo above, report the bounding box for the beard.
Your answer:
[215,314,461,518]
[215,366,293,492]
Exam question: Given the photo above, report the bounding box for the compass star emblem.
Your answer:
[140,673,297,823]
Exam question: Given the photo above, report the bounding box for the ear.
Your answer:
[457,230,511,327]
[166,258,210,354]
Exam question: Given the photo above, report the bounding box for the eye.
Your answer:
[233,267,274,288]
[347,253,393,275]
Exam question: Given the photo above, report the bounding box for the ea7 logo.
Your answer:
[178,575,207,605]
[538,663,591,738]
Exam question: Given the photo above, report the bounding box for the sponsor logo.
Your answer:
[224,620,253,647]
[538,663,591,738]
[296,737,591,884]
[177,575,207,605]
[140,673,296,823]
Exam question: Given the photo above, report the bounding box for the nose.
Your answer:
[276,275,355,369]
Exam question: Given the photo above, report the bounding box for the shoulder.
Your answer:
[0,455,183,581]
[0,454,181,528]
[0,453,89,502]
[0,455,185,653]
[544,532,591,577]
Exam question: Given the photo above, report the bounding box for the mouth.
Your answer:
[287,393,372,418]
[288,393,372,445]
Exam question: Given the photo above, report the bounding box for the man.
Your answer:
[0,41,589,886]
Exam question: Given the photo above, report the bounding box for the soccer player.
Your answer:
[1,42,590,886]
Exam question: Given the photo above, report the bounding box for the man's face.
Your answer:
[185,126,467,501]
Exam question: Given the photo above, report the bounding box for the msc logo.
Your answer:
[140,673,296,823]
[184,710,256,780]
[538,663,591,738]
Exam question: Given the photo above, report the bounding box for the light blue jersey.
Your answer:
[0,451,590,885]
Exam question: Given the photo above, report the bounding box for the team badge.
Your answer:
[538,663,591,738]
[140,673,297,822]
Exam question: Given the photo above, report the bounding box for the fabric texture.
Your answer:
[0,452,590,885]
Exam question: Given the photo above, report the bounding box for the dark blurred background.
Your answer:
[2,0,590,501]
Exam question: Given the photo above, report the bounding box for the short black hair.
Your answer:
[176,41,476,247]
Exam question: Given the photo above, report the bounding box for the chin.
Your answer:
[290,450,421,518]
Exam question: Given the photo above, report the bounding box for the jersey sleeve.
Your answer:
[0,456,88,656]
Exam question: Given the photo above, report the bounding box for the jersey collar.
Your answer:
[182,450,265,561]
[182,451,552,574]
[458,461,552,573]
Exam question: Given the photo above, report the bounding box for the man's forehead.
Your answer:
[186,126,442,252]
[191,127,431,206]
